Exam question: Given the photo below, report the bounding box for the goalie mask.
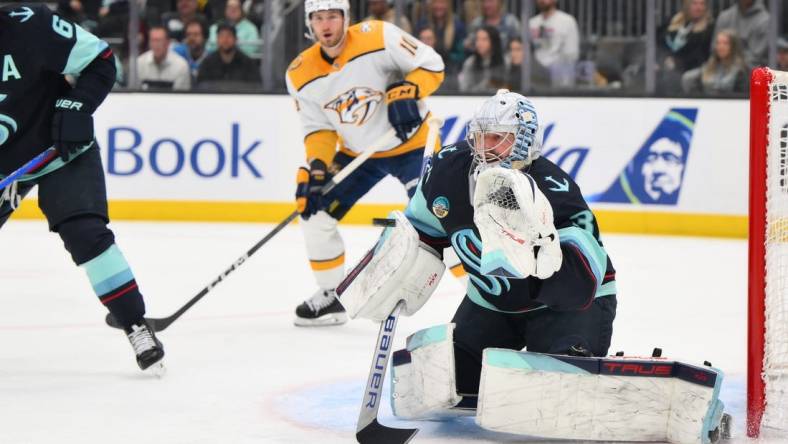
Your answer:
[467,89,541,169]
[304,0,350,49]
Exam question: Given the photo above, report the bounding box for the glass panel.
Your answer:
[77,0,780,97]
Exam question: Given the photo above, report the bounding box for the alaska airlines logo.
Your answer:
[591,108,697,205]
[324,87,383,125]
[0,95,18,146]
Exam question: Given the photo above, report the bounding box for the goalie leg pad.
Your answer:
[301,211,345,289]
[476,349,726,444]
[391,323,464,419]
[337,211,445,321]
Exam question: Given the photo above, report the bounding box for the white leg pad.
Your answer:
[390,324,464,419]
[476,349,726,444]
[301,211,345,289]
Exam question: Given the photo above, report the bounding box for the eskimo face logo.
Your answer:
[0,95,18,147]
[324,87,383,125]
[641,138,685,201]
[591,108,697,206]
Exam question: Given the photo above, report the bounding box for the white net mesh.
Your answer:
[763,70,788,432]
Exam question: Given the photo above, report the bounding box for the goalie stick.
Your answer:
[354,116,443,443]
[355,301,418,444]
[105,129,397,332]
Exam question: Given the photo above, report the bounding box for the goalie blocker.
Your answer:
[336,211,445,321]
[390,327,730,444]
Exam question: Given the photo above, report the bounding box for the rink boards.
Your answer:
[12,94,748,238]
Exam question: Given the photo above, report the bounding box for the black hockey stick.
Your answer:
[105,129,396,332]
[355,301,418,444]
[105,210,300,331]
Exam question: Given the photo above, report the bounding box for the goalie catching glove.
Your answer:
[473,166,562,279]
[336,211,445,321]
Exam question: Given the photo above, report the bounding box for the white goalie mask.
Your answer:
[304,0,350,48]
[466,89,541,169]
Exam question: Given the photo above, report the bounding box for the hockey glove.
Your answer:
[52,98,94,161]
[386,81,421,143]
[473,167,562,280]
[295,159,331,220]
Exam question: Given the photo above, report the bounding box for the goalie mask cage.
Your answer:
[748,67,788,438]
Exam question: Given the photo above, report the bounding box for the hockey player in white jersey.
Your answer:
[286,0,444,326]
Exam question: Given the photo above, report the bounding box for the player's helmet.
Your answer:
[466,89,541,169]
[304,0,351,45]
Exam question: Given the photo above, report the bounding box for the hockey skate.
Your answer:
[294,288,347,327]
[125,320,165,374]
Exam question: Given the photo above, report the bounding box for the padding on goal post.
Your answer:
[748,67,788,438]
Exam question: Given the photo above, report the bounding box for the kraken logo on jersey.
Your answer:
[451,229,510,296]
[0,95,18,147]
[324,87,383,125]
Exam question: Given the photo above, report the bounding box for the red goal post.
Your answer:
[748,67,788,438]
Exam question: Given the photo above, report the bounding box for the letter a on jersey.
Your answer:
[2,55,21,82]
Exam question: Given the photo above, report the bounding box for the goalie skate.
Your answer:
[294,288,348,326]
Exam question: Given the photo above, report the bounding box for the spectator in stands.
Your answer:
[364,0,412,34]
[137,26,192,91]
[459,25,506,93]
[529,0,580,88]
[206,0,261,57]
[504,36,524,92]
[418,26,458,91]
[681,29,747,94]
[504,36,550,92]
[416,0,467,75]
[197,23,261,89]
[465,0,521,52]
[657,0,714,94]
[713,0,769,69]
[162,0,207,42]
[418,28,438,48]
[174,20,209,81]
[778,37,788,71]
[462,0,480,24]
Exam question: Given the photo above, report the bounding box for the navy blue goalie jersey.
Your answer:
[404,141,617,313]
[0,4,110,176]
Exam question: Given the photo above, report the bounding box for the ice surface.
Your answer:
[0,220,769,443]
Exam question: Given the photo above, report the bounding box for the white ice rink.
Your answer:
[0,219,761,443]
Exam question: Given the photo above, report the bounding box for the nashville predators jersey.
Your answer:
[285,20,444,164]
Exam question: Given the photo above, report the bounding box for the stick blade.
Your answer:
[372,218,396,227]
[105,312,123,329]
[104,313,171,332]
[356,419,418,444]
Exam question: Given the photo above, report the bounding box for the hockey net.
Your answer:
[749,67,788,438]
